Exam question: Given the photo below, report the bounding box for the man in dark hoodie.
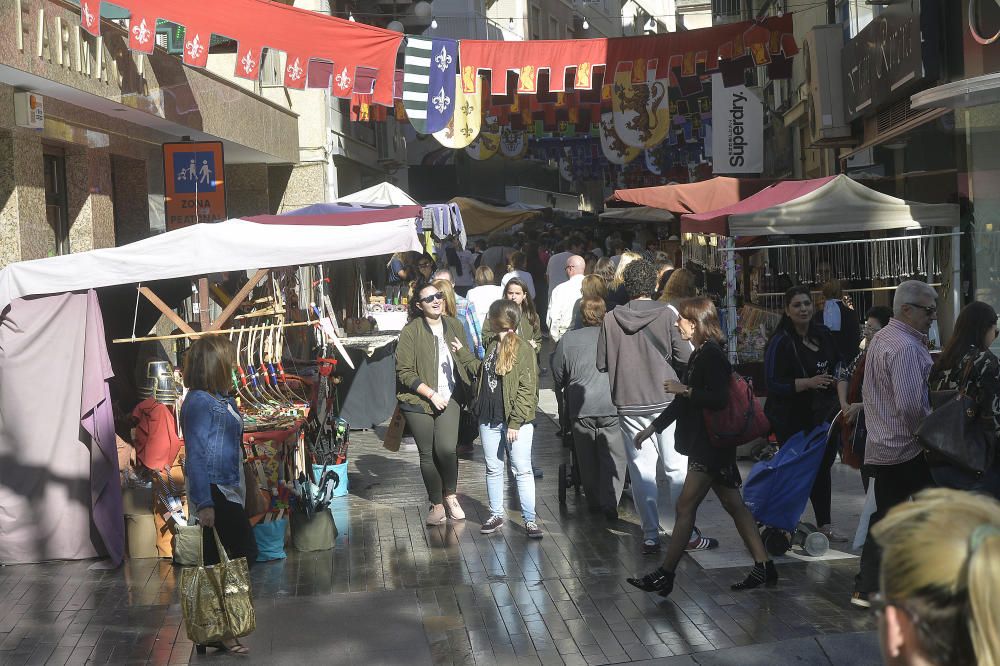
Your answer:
[597,260,717,554]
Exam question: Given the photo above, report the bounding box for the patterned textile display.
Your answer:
[78,0,403,105]
[403,37,460,134]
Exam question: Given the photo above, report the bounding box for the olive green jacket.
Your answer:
[481,316,542,351]
[458,335,539,429]
[396,315,477,415]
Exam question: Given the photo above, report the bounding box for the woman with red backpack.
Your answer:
[627,297,776,597]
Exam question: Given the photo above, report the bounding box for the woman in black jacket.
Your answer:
[627,298,775,597]
[764,285,847,543]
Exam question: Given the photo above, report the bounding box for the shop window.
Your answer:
[43,153,69,256]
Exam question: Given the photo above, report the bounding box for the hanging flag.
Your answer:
[710,73,763,173]
[79,0,403,105]
[499,126,528,159]
[433,75,482,149]
[599,112,641,165]
[610,59,670,149]
[403,37,459,135]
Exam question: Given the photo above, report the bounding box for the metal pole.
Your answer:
[724,236,738,364]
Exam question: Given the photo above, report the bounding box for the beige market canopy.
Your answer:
[450,197,543,236]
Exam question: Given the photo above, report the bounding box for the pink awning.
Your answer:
[607,177,777,215]
[681,176,837,236]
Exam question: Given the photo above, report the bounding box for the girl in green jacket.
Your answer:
[453,299,542,538]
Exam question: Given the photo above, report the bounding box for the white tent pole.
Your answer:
[724,236,737,365]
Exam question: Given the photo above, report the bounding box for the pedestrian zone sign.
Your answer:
[163,141,227,231]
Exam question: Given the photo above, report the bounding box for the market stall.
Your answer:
[606,176,777,214]
[0,211,421,565]
[678,174,960,365]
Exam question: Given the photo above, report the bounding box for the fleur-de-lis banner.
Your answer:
[403,37,459,135]
[79,0,403,105]
[433,75,482,149]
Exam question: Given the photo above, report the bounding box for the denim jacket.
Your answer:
[181,390,243,511]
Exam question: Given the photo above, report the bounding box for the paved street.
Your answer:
[0,381,880,666]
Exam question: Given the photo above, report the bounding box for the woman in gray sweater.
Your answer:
[552,297,627,519]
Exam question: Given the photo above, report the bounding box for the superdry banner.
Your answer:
[79,0,402,105]
[711,74,763,174]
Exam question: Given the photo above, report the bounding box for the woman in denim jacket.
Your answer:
[181,336,256,655]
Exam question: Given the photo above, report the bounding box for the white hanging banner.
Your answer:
[711,73,763,174]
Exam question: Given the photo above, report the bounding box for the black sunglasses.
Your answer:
[419,292,444,304]
[905,302,937,315]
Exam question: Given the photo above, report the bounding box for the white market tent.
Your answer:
[335,181,418,206]
[0,213,422,311]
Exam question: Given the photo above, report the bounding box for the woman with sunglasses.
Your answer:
[396,280,477,525]
[871,488,1000,666]
[926,301,1000,497]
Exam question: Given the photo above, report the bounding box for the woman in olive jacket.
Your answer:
[452,299,542,538]
[396,280,477,526]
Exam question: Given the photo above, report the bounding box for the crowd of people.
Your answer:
[384,231,1000,665]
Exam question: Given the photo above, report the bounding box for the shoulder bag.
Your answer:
[180,527,255,645]
[916,361,996,475]
[703,372,771,448]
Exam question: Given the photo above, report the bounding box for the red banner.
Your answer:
[460,14,797,96]
[81,0,403,105]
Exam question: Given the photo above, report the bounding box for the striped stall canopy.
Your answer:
[402,37,459,135]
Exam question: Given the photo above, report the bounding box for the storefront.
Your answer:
[837,0,968,336]
[0,0,299,269]
[909,0,1000,312]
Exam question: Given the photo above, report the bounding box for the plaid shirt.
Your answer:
[455,295,484,359]
[862,318,932,466]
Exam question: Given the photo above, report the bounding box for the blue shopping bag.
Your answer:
[253,517,288,562]
[743,422,832,533]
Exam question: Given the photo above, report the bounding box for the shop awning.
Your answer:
[599,206,676,223]
[680,175,959,237]
[248,204,423,225]
[606,177,777,214]
[450,197,543,236]
[0,214,422,310]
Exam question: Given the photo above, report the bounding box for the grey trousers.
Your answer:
[571,416,628,514]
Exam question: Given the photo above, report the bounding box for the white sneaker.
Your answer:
[444,495,465,520]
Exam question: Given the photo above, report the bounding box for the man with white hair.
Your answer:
[851,280,938,608]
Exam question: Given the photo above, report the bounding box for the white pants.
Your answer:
[620,413,688,541]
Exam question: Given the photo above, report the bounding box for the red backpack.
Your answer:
[703,373,770,448]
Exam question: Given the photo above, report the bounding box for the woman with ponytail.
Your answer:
[872,488,1000,666]
[452,299,541,538]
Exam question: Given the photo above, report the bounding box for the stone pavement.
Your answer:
[0,375,881,665]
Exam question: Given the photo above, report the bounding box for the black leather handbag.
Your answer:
[916,362,996,475]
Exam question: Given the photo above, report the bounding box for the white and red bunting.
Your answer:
[80,0,403,106]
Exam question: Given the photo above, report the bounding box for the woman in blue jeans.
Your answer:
[453,299,542,538]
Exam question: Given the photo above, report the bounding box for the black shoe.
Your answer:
[731,561,778,590]
[626,568,675,596]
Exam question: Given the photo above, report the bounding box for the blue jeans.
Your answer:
[480,422,536,522]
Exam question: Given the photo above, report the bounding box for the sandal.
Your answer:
[196,639,249,655]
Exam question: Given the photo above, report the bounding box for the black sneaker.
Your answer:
[480,515,504,534]
[524,521,544,539]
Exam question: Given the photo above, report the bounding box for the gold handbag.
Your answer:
[179,527,255,645]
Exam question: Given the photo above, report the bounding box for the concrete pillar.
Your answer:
[225,163,270,218]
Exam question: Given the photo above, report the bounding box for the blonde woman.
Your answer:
[433,278,458,318]
[872,488,1000,666]
[607,250,642,307]
[452,299,541,538]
